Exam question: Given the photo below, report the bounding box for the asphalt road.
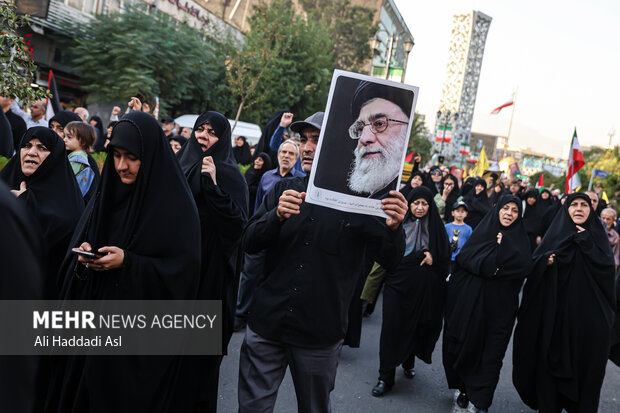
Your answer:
[217,295,620,412]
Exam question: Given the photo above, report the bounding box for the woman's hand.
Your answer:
[442,184,452,201]
[201,156,217,185]
[89,246,124,271]
[76,242,93,265]
[547,253,556,266]
[10,181,27,197]
[382,190,408,231]
[575,225,586,233]
[497,232,503,245]
[420,251,433,266]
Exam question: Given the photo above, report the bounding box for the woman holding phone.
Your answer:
[46,111,202,412]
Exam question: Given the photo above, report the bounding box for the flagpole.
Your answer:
[503,89,517,158]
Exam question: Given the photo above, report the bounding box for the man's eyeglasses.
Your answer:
[348,116,408,139]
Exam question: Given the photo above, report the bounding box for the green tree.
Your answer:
[0,4,49,102]
[406,113,432,161]
[299,0,377,71]
[226,0,335,126]
[66,5,233,116]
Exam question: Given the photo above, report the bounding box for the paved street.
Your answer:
[217,295,620,412]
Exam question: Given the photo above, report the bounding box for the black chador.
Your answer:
[176,111,248,412]
[462,177,491,229]
[443,195,531,411]
[0,127,84,298]
[513,192,616,413]
[46,112,202,413]
[377,186,450,386]
[0,181,45,413]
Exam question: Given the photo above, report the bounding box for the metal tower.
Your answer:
[433,10,492,161]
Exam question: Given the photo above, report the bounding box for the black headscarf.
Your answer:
[0,127,84,297]
[170,135,188,147]
[522,189,545,250]
[50,111,202,413]
[424,165,443,196]
[461,177,476,197]
[401,170,425,198]
[405,186,451,268]
[253,109,288,161]
[441,174,462,223]
[90,115,106,152]
[232,135,252,165]
[513,193,615,410]
[489,182,506,207]
[48,110,101,203]
[245,152,272,214]
[462,177,491,229]
[538,188,554,209]
[49,110,81,128]
[176,111,249,222]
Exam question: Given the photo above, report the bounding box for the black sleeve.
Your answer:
[0,110,14,157]
[242,181,285,254]
[363,218,406,272]
[200,173,246,250]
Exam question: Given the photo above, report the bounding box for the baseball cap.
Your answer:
[452,201,469,211]
[161,116,174,124]
[290,112,324,133]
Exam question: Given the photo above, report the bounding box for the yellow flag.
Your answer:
[602,191,609,203]
[471,147,489,177]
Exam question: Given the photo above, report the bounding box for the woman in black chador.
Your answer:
[372,186,450,396]
[443,195,531,413]
[176,111,249,412]
[462,177,491,229]
[46,112,202,412]
[513,192,616,413]
[0,127,84,298]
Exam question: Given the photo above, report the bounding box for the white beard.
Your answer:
[347,130,407,195]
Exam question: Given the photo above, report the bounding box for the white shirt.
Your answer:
[10,101,48,129]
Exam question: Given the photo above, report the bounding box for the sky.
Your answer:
[393,0,620,158]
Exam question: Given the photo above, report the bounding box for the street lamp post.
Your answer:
[436,110,457,156]
[370,28,414,83]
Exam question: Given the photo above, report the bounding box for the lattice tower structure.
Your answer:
[433,10,492,161]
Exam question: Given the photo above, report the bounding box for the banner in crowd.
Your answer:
[306,70,418,218]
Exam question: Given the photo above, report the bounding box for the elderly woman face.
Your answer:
[410,198,429,218]
[195,123,219,152]
[568,198,590,225]
[20,138,51,176]
[499,201,519,227]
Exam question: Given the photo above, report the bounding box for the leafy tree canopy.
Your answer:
[226,0,335,126]
[0,3,50,102]
[66,4,233,116]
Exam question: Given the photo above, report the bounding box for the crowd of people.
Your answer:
[1,93,619,413]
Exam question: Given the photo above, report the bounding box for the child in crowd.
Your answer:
[63,121,96,198]
[445,201,473,274]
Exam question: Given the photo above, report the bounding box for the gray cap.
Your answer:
[452,200,469,211]
[290,112,324,133]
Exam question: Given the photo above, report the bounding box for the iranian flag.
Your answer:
[435,124,452,143]
[535,172,544,190]
[565,128,585,193]
[491,94,515,114]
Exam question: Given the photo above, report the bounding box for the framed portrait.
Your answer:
[306,70,419,218]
